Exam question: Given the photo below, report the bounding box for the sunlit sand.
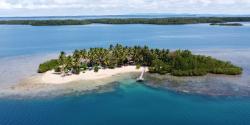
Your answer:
[42,66,148,84]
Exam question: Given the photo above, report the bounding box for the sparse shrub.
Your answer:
[94,66,99,72]
[136,64,141,69]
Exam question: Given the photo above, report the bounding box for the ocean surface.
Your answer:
[1,22,250,125]
[1,82,250,125]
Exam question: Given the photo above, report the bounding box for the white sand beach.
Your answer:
[42,66,148,84]
[0,66,148,98]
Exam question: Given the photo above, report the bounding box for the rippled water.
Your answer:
[1,23,250,125]
[1,23,250,87]
[1,23,250,58]
[1,82,250,125]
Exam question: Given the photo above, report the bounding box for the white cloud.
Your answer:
[0,0,250,16]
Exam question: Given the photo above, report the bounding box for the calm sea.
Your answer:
[0,22,250,125]
[1,23,250,57]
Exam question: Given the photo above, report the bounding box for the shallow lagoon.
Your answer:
[1,23,250,125]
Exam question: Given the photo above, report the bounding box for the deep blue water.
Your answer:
[1,82,250,125]
[1,23,250,125]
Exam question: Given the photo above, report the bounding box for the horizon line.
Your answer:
[1,13,250,18]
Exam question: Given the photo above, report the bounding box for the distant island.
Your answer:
[38,44,242,84]
[1,17,250,26]
[210,23,243,26]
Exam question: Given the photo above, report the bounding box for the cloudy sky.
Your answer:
[0,0,250,17]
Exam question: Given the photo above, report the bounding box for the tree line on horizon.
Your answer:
[38,44,243,76]
[1,17,250,26]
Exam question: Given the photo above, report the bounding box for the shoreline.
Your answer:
[0,67,145,98]
[0,66,247,99]
[41,66,148,84]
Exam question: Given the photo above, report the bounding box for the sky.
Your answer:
[0,0,250,17]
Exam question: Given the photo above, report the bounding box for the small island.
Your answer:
[1,17,250,26]
[210,23,243,26]
[38,44,242,84]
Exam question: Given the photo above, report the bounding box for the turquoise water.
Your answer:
[1,23,250,125]
[1,82,250,125]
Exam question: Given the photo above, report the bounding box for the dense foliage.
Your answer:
[38,44,242,76]
[1,17,250,26]
[38,59,59,73]
[210,23,243,26]
[88,17,250,25]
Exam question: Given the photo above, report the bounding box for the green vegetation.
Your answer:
[136,64,141,69]
[0,20,91,26]
[94,66,99,72]
[210,23,243,26]
[38,44,243,76]
[1,17,250,26]
[38,59,59,73]
[148,59,171,75]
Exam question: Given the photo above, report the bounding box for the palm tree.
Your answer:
[58,51,66,74]
[72,50,81,74]
[65,55,73,74]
